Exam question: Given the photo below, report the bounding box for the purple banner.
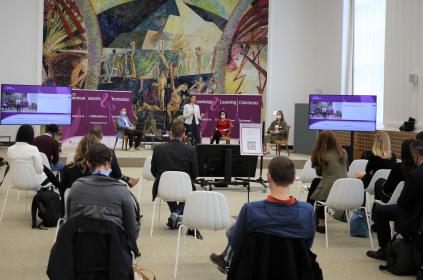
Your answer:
[62,89,132,141]
[195,94,262,138]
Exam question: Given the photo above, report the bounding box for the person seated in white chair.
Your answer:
[116,108,143,151]
[210,156,315,273]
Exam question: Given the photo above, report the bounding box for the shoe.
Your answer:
[135,146,141,151]
[187,228,203,240]
[167,213,179,229]
[130,147,135,152]
[210,253,228,274]
[176,215,183,228]
[316,225,326,234]
[127,177,140,188]
[366,248,387,260]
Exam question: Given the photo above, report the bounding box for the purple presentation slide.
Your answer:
[309,95,377,132]
[1,84,72,125]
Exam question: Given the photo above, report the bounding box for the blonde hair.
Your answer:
[72,134,99,173]
[372,132,392,159]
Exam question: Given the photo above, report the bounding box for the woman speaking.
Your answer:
[183,95,201,145]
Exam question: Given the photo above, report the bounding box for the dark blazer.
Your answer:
[397,164,423,238]
[34,134,60,164]
[151,139,198,200]
[362,153,396,188]
[227,232,323,280]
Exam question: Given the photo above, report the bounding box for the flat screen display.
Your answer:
[1,84,72,125]
[309,95,377,132]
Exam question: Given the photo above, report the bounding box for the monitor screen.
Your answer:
[1,84,72,125]
[309,95,377,132]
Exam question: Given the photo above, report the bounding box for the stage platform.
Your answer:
[59,146,310,169]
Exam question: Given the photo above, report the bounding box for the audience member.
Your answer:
[367,139,423,267]
[89,125,139,187]
[67,143,140,254]
[210,156,315,273]
[34,124,64,171]
[374,139,416,203]
[307,130,348,233]
[7,125,60,189]
[356,132,396,188]
[417,131,423,140]
[264,110,288,154]
[210,110,231,144]
[116,107,143,151]
[151,119,200,237]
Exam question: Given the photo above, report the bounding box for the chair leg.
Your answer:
[174,224,184,278]
[137,178,143,201]
[285,144,290,157]
[345,210,350,235]
[158,199,162,223]
[150,198,157,237]
[324,206,329,248]
[0,185,11,224]
[361,207,374,249]
[17,191,21,201]
[114,138,118,150]
[54,218,65,242]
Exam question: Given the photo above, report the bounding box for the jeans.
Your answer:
[167,202,185,215]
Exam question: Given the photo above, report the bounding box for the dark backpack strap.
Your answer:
[0,162,9,187]
[31,192,39,228]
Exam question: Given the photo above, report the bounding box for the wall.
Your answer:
[384,0,423,130]
[267,0,344,144]
[0,0,43,140]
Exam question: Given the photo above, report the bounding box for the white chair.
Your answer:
[296,159,318,199]
[0,162,42,223]
[347,159,368,178]
[374,181,404,206]
[174,191,229,278]
[314,178,373,249]
[366,169,391,195]
[150,171,193,237]
[138,157,154,200]
[54,188,71,242]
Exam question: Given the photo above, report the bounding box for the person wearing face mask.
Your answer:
[264,111,288,155]
[210,110,231,144]
[116,107,143,151]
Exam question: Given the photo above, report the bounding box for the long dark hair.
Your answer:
[16,124,34,145]
[311,130,345,167]
[401,139,416,174]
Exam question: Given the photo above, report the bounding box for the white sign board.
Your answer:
[239,123,263,156]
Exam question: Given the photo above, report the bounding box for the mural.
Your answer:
[42,0,268,131]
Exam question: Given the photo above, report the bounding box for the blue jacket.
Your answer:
[230,198,316,251]
[116,115,133,138]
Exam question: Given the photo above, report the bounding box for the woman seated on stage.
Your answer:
[210,110,232,144]
[264,110,288,154]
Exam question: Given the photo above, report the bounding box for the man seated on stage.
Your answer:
[367,140,423,271]
[116,107,143,152]
[210,156,315,273]
[34,124,65,171]
[210,110,231,144]
[151,119,201,238]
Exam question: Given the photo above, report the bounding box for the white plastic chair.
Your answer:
[314,178,373,249]
[54,188,71,242]
[174,191,229,278]
[150,171,193,237]
[0,162,42,223]
[138,157,154,200]
[296,159,318,199]
[366,169,391,195]
[374,181,404,206]
[40,152,51,169]
[347,159,368,178]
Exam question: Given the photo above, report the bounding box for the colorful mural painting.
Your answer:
[42,0,268,132]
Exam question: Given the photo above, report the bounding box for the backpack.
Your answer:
[31,187,61,228]
[350,209,369,238]
[379,235,417,276]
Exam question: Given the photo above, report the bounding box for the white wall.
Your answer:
[0,0,43,140]
[267,0,344,144]
[384,0,423,130]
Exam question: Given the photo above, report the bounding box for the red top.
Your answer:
[215,119,231,136]
[266,195,296,205]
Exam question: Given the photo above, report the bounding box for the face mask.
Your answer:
[121,111,126,116]
[276,116,282,120]
[220,115,226,119]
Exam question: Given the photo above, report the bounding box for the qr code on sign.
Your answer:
[247,141,256,151]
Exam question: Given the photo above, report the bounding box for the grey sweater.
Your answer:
[67,175,139,240]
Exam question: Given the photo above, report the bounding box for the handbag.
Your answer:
[350,209,369,238]
[379,234,417,276]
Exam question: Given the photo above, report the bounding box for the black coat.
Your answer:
[397,164,423,238]
[151,139,198,200]
[227,232,323,280]
[47,218,134,280]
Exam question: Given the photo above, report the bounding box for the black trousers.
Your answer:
[210,130,222,144]
[374,204,400,248]
[185,122,201,145]
[42,165,60,189]
[307,178,325,220]
[124,129,143,148]
[167,202,185,215]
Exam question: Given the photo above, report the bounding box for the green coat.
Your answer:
[310,150,348,201]
[265,119,288,143]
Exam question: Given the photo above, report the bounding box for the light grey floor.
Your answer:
[0,166,413,280]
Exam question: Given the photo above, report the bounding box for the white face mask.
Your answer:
[121,111,126,116]
[276,115,282,120]
[220,115,226,119]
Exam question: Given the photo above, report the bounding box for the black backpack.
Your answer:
[31,188,61,228]
[379,235,417,276]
